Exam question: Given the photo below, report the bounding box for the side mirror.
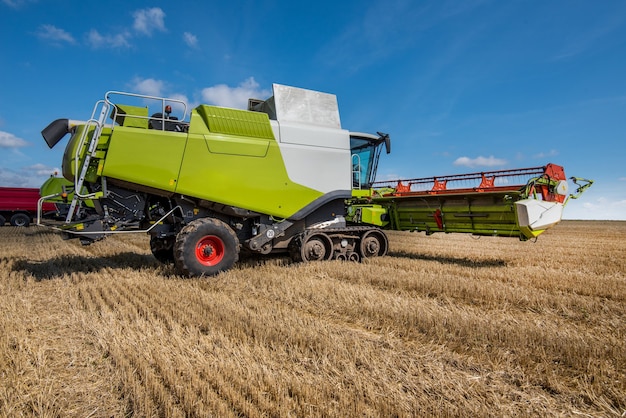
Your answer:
[377,132,391,154]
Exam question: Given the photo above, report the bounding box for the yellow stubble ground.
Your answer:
[0,220,624,417]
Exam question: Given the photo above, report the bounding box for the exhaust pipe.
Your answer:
[42,119,85,149]
[42,119,71,149]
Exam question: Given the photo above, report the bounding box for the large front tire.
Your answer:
[174,218,239,277]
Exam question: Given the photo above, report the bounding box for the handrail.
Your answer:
[352,154,362,190]
[36,192,62,226]
[105,91,189,130]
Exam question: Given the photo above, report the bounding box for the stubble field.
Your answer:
[0,220,624,417]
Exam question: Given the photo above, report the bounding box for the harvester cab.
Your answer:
[350,132,390,190]
[39,83,592,277]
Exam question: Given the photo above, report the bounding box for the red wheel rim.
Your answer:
[195,235,225,266]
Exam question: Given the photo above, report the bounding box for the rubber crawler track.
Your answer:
[289,226,388,263]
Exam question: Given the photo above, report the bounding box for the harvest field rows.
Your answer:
[0,221,624,416]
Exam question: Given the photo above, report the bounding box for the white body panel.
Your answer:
[515,199,564,230]
[278,121,350,150]
[270,120,351,193]
[279,142,351,193]
[267,84,352,193]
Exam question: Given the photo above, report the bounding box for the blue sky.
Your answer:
[1,0,625,220]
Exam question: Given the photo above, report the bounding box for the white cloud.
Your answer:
[453,155,507,168]
[533,149,559,159]
[36,24,76,45]
[24,163,59,177]
[131,77,165,97]
[183,32,198,48]
[0,130,29,148]
[565,198,626,220]
[0,165,60,188]
[84,7,166,49]
[86,29,131,49]
[133,7,166,36]
[201,77,270,109]
[619,177,626,182]
[0,167,27,187]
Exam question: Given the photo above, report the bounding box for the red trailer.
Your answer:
[0,187,57,227]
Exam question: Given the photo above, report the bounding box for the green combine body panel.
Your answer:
[61,105,322,219]
[40,176,95,209]
[39,83,592,277]
[40,176,74,203]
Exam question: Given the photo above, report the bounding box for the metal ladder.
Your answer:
[65,100,111,223]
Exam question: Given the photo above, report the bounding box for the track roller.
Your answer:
[290,232,333,262]
[359,229,388,259]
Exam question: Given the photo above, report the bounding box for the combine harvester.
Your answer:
[39,84,592,277]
